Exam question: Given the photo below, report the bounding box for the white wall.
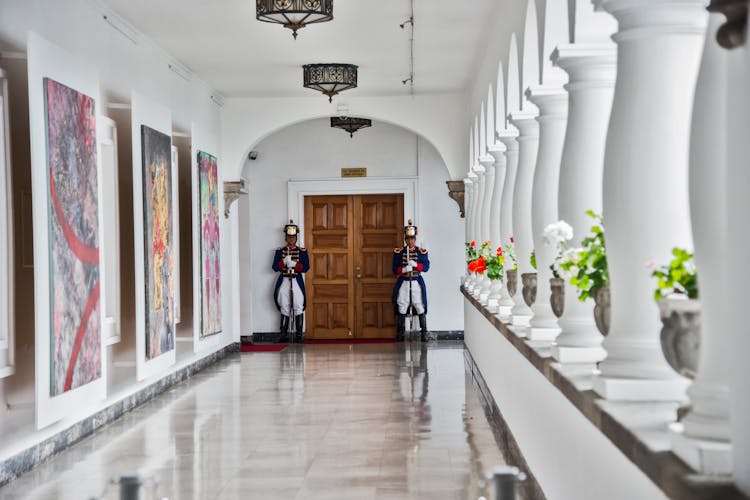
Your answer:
[242,118,464,334]
[465,304,668,500]
[221,93,467,181]
[0,0,233,456]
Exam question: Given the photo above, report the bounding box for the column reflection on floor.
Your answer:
[0,342,518,500]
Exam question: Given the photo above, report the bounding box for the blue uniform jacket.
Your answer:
[391,245,430,313]
[272,246,310,311]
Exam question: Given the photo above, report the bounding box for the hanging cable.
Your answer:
[400,0,415,95]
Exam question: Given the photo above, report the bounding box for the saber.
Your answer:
[407,244,414,338]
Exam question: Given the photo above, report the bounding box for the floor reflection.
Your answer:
[0,342,514,499]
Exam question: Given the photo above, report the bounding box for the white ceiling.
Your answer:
[102,0,497,98]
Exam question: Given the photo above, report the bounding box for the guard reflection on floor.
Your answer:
[0,342,521,500]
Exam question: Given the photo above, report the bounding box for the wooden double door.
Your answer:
[304,194,404,339]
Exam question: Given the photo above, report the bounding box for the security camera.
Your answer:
[248,150,259,160]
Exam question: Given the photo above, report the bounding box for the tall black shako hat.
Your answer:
[404,219,417,239]
[284,219,299,237]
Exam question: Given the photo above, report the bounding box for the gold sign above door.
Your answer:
[341,168,367,178]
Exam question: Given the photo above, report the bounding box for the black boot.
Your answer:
[277,315,290,343]
[294,315,304,343]
[418,314,429,342]
[396,314,406,342]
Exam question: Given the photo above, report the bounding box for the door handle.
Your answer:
[355,265,361,279]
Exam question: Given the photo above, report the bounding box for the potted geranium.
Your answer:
[556,211,610,335]
[544,220,574,317]
[649,247,700,379]
[464,240,478,288]
[505,237,518,297]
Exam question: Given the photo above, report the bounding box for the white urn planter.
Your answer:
[658,297,701,380]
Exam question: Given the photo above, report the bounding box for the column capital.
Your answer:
[472,163,486,175]
[479,155,495,169]
[467,170,478,180]
[508,111,539,139]
[463,177,473,185]
[497,129,520,151]
[601,0,708,41]
[552,44,618,90]
[526,85,568,119]
[487,144,507,166]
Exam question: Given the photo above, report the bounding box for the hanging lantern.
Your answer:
[256,0,334,39]
[330,116,372,138]
[303,64,358,102]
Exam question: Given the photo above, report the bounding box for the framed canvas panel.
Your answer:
[97,116,121,346]
[171,145,181,325]
[191,123,228,353]
[197,150,221,339]
[131,91,175,381]
[28,32,106,429]
[0,67,14,379]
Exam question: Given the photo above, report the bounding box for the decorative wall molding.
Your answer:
[446,180,465,217]
[287,176,419,247]
[708,0,748,48]
[223,179,247,218]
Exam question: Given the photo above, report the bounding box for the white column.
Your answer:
[480,155,495,245]
[471,164,486,298]
[487,143,507,313]
[668,13,732,474]
[526,86,568,340]
[465,171,479,292]
[509,110,540,325]
[468,169,479,244]
[593,0,706,402]
[725,8,750,492]
[478,157,496,304]
[551,45,616,364]
[463,176,474,244]
[498,131,520,316]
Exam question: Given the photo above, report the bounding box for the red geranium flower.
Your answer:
[470,241,476,247]
[496,246,503,256]
[475,257,487,274]
[468,259,478,272]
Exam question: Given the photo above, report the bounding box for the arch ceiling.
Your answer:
[506,33,522,118]
[487,85,496,148]
[521,0,540,110]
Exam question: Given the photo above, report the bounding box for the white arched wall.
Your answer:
[539,0,569,86]
[521,0,540,111]
[487,86,495,147]
[240,118,464,335]
[221,93,467,181]
[506,34,522,121]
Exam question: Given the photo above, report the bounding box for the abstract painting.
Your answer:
[198,150,221,337]
[44,77,101,396]
[141,125,174,359]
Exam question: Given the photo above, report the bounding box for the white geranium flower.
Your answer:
[543,220,574,247]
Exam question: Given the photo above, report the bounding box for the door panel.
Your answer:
[305,196,354,339]
[354,194,404,338]
[305,193,403,339]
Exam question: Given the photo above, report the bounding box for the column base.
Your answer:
[527,326,561,342]
[511,315,531,327]
[669,423,733,474]
[592,375,690,401]
[487,297,500,313]
[509,325,529,338]
[551,345,607,364]
[497,305,513,317]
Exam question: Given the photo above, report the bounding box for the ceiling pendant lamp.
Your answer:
[303,63,358,102]
[256,0,334,39]
[331,116,372,138]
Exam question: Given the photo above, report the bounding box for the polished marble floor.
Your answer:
[0,342,516,500]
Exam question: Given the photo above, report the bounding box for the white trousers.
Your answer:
[396,280,425,315]
[277,278,304,316]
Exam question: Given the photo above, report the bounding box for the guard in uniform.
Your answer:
[392,219,430,342]
[272,220,310,343]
